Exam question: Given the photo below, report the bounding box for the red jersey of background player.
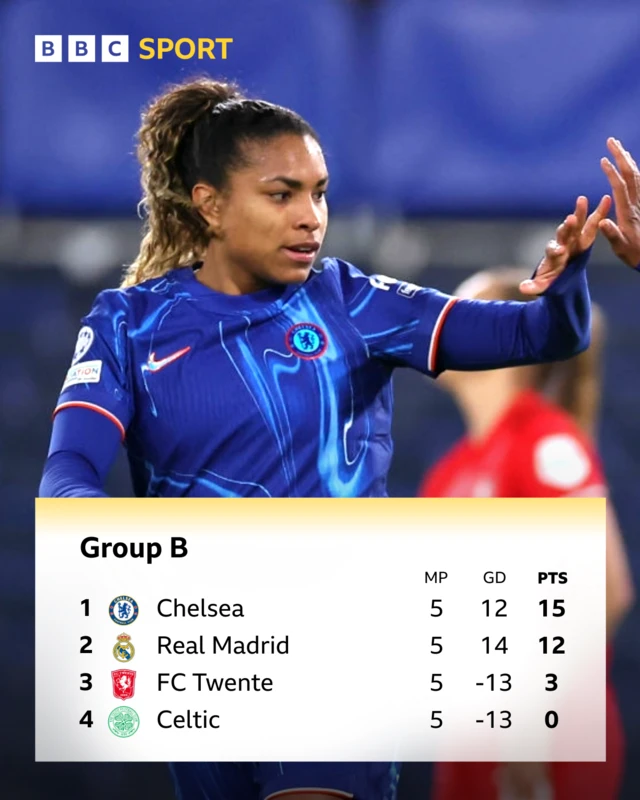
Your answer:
[421,389,605,500]
[419,388,624,800]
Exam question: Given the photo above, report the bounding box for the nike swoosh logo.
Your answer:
[143,346,191,373]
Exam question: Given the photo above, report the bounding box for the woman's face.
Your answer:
[203,133,329,289]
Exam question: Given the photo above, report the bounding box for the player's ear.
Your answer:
[192,182,224,236]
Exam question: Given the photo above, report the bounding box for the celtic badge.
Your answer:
[108,706,140,738]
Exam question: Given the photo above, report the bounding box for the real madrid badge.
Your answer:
[109,595,139,625]
[113,633,135,663]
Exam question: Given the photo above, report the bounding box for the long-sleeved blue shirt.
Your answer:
[40,254,591,499]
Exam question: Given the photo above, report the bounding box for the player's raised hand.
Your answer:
[600,137,640,270]
[519,195,611,296]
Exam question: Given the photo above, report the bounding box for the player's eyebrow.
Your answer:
[260,175,329,189]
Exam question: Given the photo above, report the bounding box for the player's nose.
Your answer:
[295,196,324,232]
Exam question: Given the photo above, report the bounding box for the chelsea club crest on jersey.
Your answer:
[109,595,139,625]
[286,322,328,360]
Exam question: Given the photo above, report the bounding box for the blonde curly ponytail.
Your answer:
[122,78,243,287]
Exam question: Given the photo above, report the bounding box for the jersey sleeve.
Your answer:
[330,258,457,375]
[53,289,133,439]
[509,423,606,498]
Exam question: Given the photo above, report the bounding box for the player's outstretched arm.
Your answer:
[600,137,640,271]
[432,196,611,374]
[39,407,120,497]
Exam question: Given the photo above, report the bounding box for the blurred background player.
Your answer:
[39,75,609,800]
[419,269,635,800]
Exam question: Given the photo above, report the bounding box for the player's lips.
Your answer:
[281,242,320,264]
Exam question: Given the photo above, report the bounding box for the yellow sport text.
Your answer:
[139,38,233,60]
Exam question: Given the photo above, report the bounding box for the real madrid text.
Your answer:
[80,535,188,563]
[34,35,233,63]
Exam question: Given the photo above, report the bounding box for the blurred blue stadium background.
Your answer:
[2,0,639,797]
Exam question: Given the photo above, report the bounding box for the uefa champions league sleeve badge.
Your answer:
[109,595,139,625]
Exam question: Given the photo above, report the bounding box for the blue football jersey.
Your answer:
[55,258,455,498]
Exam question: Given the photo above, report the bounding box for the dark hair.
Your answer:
[123,77,319,287]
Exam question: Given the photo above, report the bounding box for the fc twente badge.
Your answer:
[113,633,135,662]
[112,669,136,700]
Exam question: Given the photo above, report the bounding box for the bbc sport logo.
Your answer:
[34,35,233,62]
[35,35,128,62]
